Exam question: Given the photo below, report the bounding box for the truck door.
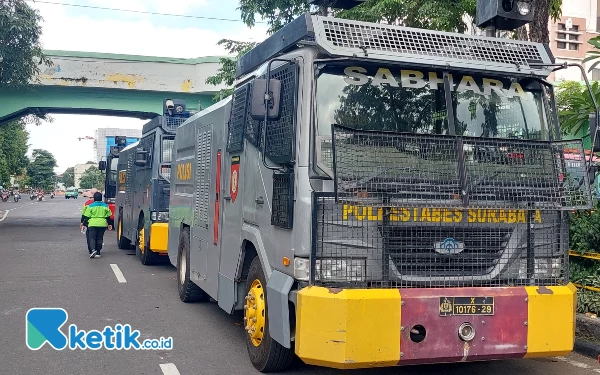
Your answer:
[217,86,251,313]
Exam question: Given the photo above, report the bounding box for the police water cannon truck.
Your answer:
[115,99,191,265]
[167,0,599,372]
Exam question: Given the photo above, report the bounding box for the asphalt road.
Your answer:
[1,197,600,375]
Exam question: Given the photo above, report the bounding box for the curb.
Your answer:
[574,338,600,361]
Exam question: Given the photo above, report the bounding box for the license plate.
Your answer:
[439,297,494,316]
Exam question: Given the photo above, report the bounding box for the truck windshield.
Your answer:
[108,158,118,183]
[315,64,551,174]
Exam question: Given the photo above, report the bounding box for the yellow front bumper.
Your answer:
[149,223,168,254]
[295,284,576,369]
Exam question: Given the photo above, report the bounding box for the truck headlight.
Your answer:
[316,258,366,282]
[518,258,562,278]
[294,258,310,281]
[151,212,169,221]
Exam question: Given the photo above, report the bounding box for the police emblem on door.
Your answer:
[230,156,240,203]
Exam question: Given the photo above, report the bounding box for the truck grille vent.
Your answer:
[194,127,211,229]
[163,116,188,132]
[320,19,545,68]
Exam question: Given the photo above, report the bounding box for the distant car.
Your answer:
[65,188,78,199]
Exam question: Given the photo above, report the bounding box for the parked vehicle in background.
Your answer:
[115,99,191,265]
[65,187,78,199]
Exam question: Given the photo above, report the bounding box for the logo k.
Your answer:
[26,308,68,350]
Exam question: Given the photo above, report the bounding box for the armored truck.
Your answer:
[116,99,191,265]
[167,11,596,373]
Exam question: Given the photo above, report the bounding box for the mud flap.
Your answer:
[266,270,295,348]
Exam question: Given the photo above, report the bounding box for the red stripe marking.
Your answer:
[214,150,221,245]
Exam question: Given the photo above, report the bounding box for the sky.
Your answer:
[23,0,269,172]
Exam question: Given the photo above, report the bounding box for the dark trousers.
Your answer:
[87,227,107,253]
[85,229,92,252]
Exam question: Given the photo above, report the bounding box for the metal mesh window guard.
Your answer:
[162,137,175,163]
[163,116,189,132]
[309,125,590,289]
[227,85,249,153]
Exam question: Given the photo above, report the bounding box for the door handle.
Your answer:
[255,196,264,205]
[224,196,231,201]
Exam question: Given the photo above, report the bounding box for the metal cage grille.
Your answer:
[138,134,155,170]
[163,116,189,132]
[271,173,294,229]
[310,125,589,289]
[313,194,569,288]
[158,179,170,211]
[264,64,297,164]
[227,85,249,153]
[331,125,592,210]
[320,19,545,68]
[194,128,211,228]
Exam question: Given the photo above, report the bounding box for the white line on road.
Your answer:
[554,357,600,373]
[0,210,8,222]
[159,363,181,375]
[109,264,127,283]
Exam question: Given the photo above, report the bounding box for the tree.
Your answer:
[0,120,29,186]
[78,166,104,190]
[61,166,75,188]
[205,39,257,100]
[0,0,51,89]
[555,81,600,136]
[26,149,56,190]
[207,0,561,96]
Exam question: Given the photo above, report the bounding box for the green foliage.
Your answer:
[339,0,476,33]
[571,258,600,288]
[549,0,562,22]
[26,149,56,190]
[0,0,51,89]
[0,120,29,186]
[577,288,600,315]
[583,36,600,72]
[238,0,309,34]
[78,166,104,190]
[570,207,600,255]
[556,81,600,136]
[61,166,74,188]
[204,39,257,101]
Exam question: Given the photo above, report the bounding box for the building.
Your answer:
[94,128,141,163]
[548,0,600,82]
[73,163,96,189]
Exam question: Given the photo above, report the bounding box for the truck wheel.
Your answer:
[117,216,130,250]
[137,226,156,265]
[177,227,207,302]
[244,256,294,372]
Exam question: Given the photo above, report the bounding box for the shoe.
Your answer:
[90,250,97,258]
[95,254,101,258]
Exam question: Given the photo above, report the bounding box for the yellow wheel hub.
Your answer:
[117,220,122,240]
[244,279,266,347]
[139,228,145,253]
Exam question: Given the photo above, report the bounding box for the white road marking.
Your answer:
[554,357,600,373]
[109,264,127,283]
[159,363,181,375]
[0,210,8,222]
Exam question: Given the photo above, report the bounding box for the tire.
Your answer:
[177,227,208,302]
[139,226,157,265]
[244,256,295,372]
[116,215,131,250]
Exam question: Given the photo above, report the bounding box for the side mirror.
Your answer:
[250,79,282,121]
[134,148,149,167]
[590,112,600,152]
[588,164,599,185]
[98,161,107,171]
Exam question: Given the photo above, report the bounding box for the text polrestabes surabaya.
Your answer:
[342,66,527,98]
